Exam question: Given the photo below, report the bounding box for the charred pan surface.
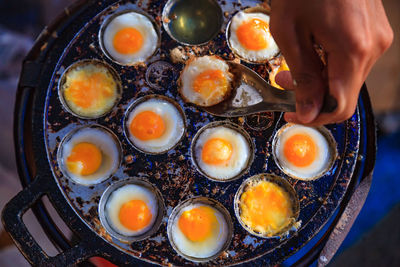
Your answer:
[41,0,360,266]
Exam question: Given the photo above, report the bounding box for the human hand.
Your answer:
[270,0,393,125]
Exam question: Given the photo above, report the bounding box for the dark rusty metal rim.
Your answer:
[234,173,300,239]
[190,120,255,182]
[57,59,123,119]
[161,0,224,46]
[122,94,187,155]
[271,123,339,181]
[225,7,280,65]
[98,6,162,66]
[98,177,166,243]
[166,196,233,263]
[56,124,123,186]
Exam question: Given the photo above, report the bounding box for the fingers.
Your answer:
[271,22,326,124]
[275,71,295,90]
[271,0,393,126]
[285,50,361,126]
[318,51,361,123]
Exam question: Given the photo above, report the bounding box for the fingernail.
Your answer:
[297,100,318,124]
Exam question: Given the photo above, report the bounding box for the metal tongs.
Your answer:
[203,62,337,117]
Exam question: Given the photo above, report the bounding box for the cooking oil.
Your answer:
[164,0,223,45]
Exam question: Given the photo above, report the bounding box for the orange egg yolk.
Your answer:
[119,199,152,231]
[192,70,229,101]
[201,138,233,165]
[130,111,166,141]
[240,181,292,232]
[65,71,115,109]
[113,27,144,55]
[66,142,102,176]
[178,206,218,242]
[270,59,290,90]
[283,133,317,167]
[237,18,269,51]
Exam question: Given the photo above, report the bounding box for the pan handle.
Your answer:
[1,177,99,267]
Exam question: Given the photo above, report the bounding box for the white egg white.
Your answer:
[274,124,332,180]
[61,127,120,185]
[194,126,251,180]
[180,56,233,107]
[102,12,158,65]
[126,98,185,154]
[171,204,229,259]
[229,12,279,62]
[105,184,158,236]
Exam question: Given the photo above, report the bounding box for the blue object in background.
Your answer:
[337,129,400,251]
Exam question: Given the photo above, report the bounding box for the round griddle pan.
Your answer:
[2,0,375,266]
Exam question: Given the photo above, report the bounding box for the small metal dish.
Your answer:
[162,0,223,46]
[58,59,122,119]
[167,196,233,262]
[123,94,187,155]
[98,8,161,66]
[98,177,165,243]
[56,124,122,186]
[225,6,279,65]
[272,123,338,181]
[245,112,275,131]
[190,120,255,182]
[234,173,300,238]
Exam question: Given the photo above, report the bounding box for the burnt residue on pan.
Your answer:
[42,0,360,266]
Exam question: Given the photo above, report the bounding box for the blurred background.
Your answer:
[0,0,399,266]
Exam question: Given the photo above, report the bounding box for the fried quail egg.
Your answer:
[105,184,158,236]
[61,61,120,118]
[179,56,233,107]
[102,12,158,65]
[170,204,229,259]
[269,56,289,90]
[60,127,121,185]
[273,124,336,180]
[126,97,185,154]
[193,125,252,180]
[228,12,279,62]
[239,179,294,236]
